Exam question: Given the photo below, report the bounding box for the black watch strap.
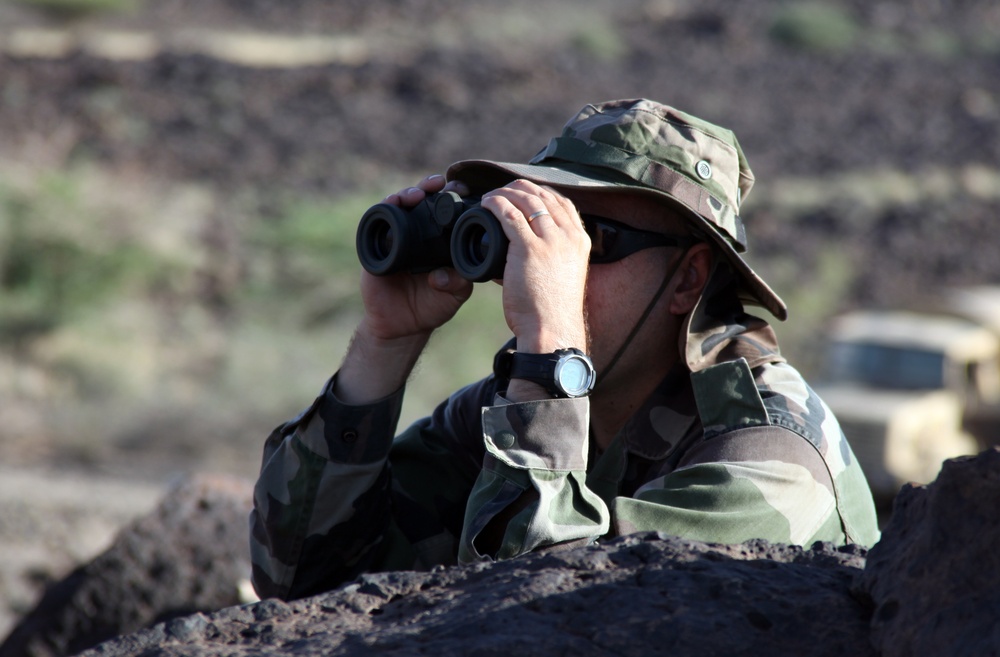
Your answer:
[493,340,518,381]
[506,348,596,398]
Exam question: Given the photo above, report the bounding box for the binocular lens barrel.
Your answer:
[356,204,415,276]
[371,222,395,262]
[356,195,508,281]
[450,208,507,282]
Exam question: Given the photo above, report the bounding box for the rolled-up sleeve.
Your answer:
[458,396,610,562]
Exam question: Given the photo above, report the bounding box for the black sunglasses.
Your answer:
[580,214,696,264]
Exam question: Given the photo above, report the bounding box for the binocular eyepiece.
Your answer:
[356,192,508,282]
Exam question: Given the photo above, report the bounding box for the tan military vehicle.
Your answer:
[924,285,1000,449]
[816,310,1000,507]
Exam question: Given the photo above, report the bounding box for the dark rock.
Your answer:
[70,449,1000,656]
[0,474,253,657]
[79,536,874,657]
[855,447,1000,657]
[8,449,1000,656]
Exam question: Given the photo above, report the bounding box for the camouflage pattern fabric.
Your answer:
[531,103,751,250]
[249,262,880,600]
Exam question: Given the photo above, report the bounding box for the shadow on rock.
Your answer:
[854,447,1000,657]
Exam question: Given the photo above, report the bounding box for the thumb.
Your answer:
[430,268,474,302]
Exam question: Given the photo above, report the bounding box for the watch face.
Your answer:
[556,355,594,396]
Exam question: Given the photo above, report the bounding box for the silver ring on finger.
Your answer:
[527,209,550,223]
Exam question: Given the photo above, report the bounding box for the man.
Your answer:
[250,98,879,601]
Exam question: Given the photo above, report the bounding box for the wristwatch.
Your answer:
[507,348,597,398]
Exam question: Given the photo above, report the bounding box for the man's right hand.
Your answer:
[334,175,474,405]
[359,176,474,342]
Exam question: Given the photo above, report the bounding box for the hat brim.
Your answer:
[447,158,788,321]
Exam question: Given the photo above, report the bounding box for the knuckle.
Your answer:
[537,184,559,199]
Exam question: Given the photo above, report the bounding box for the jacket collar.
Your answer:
[620,262,785,461]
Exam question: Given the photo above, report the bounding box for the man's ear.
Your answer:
[668,243,714,316]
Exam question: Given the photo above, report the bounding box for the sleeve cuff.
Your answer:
[291,374,406,464]
[481,396,590,472]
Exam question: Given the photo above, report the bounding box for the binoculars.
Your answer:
[356,192,508,282]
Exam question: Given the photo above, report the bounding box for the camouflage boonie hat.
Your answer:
[446,98,788,321]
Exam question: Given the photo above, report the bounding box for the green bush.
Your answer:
[9,0,139,19]
[571,21,628,62]
[242,192,372,324]
[0,175,158,344]
[769,3,860,53]
[0,166,515,423]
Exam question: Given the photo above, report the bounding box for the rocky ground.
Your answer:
[1,0,999,647]
[64,449,1000,656]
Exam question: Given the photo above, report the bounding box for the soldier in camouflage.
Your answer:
[250,98,880,600]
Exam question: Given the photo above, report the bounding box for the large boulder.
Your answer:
[78,536,874,657]
[854,447,1000,657]
[0,474,253,657]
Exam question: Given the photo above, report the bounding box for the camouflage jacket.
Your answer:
[250,270,880,600]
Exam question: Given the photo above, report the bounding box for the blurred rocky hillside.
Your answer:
[1,0,998,307]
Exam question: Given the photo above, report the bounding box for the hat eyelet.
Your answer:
[696,160,713,180]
